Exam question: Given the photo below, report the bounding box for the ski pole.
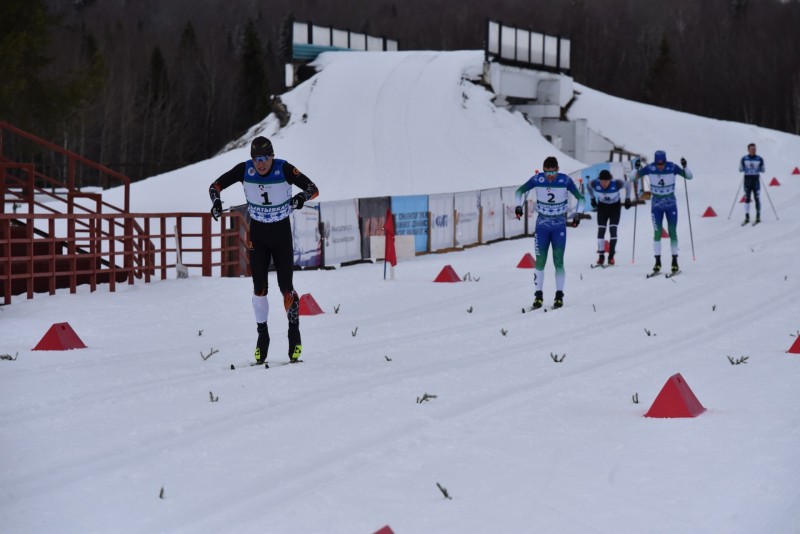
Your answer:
[759,176,780,220]
[631,192,638,264]
[684,178,696,261]
[726,181,742,220]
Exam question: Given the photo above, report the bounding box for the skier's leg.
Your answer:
[533,223,551,293]
[272,221,301,361]
[249,243,271,362]
[666,204,679,256]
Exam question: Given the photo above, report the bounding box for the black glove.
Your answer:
[290,193,306,210]
[624,198,632,210]
[514,205,523,220]
[571,215,581,228]
[210,199,223,221]
[680,157,687,168]
[634,159,641,170]
[590,198,597,209]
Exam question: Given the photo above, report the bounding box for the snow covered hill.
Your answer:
[2,50,800,533]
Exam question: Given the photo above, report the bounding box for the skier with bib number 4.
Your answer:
[514,156,585,309]
[632,150,692,275]
[209,136,319,366]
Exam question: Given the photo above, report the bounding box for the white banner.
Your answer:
[480,188,504,243]
[428,193,454,251]
[501,186,525,238]
[291,204,321,268]
[454,191,480,248]
[320,199,361,266]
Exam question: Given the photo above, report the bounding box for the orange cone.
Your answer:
[32,322,87,350]
[644,373,706,418]
[434,265,461,282]
[298,293,324,315]
[516,253,536,268]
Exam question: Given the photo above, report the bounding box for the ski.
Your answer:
[752,220,760,227]
[646,271,663,279]
[522,305,558,313]
[589,263,604,269]
[665,270,682,279]
[230,359,304,370]
[741,220,749,227]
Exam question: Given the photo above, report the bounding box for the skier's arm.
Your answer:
[209,162,246,203]
[208,162,246,219]
[759,157,765,173]
[739,157,745,173]
[514,177,536,206]
[282,161,319,203]
[567,178,585,213]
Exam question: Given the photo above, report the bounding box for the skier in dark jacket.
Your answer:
[209,136,319,365]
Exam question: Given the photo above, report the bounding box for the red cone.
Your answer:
[660,228,670,238]
[434,265,461,282]
[298,293,324,315]
[787,336,800,354]
[740,196,747,203]
[769,177,780,186]
[32,322,87,350]
[702,206,717,217]
[604,240,610,252]
[373,527,395,534]
[516,253,536,268]
[792,167,800,175]
[644,373,706,418]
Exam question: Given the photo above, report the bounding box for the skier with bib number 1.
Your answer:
[208,136,319,366]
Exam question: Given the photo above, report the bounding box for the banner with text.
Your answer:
[390,195,429,253]
[320,199,361,266]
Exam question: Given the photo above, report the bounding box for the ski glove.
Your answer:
[514,205,523,220]
[571,215,581,228]
[634,159,641,170]
[624,198,632,210]
[290,193,306,210]
[680,157,687,168]
[211,199,223,221]
[590,198,598,209]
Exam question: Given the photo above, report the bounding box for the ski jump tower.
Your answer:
[483,20,633,165]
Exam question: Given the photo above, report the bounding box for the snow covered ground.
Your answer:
[2,50,800,533]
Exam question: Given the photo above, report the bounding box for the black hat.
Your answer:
[251,136,274,158]
[598,170,612,180]
[543,156,559,169]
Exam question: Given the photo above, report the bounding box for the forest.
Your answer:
[2,0,798,181]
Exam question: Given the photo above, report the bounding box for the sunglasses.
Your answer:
[253,155,271,163]
[544,170,558,176]
[599,176,612,181]
[655,161,665,166]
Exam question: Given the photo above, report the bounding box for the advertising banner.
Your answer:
[391,195,429,253]
[479,188,504,243]
[454,190,480,248]
[428,193,454,252]
[357,196,391,259]
[320,199,361,266]
[291,204,322,268]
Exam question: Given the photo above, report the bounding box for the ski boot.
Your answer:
[288,323,302,362]
[596,253,605,266]
[671,255,679,273]
[652,255,661,274]
[553,290,564,309]
[608,254,615,266]
[532,291,544,310]
[254,322,270,365]
[743,214,750,224]
[755,214,761,224]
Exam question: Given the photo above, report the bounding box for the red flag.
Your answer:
[384,208,397,267]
